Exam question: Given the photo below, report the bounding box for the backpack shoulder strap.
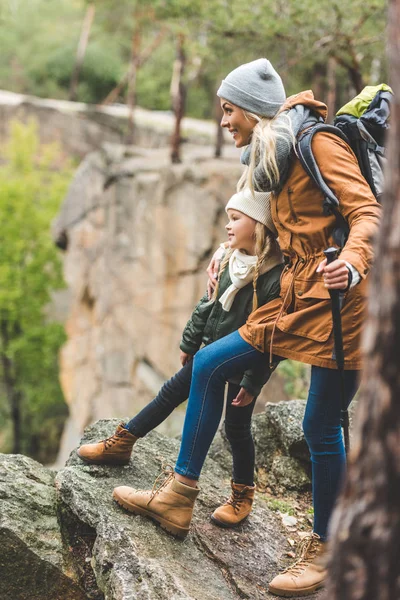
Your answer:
[297,123,349,214]
[296,123,351,247]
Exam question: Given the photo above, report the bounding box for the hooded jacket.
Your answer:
[239,91,381,370]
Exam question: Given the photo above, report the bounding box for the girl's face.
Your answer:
[225,209,256,254]
[220,99,257,148]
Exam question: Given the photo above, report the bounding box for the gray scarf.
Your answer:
[241,105,321,193]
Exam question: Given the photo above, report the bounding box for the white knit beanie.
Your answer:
[217,58,286,118]
[225,188,277,237]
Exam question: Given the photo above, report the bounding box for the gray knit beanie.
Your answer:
[217,58,286,118]
[226,188,277,237]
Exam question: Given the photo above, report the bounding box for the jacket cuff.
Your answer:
[339,250,370,280]
[179,341,199,355]
[239,376,261,398]
[344,261,361,289]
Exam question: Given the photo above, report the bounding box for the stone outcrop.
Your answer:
[0,418,323,600]
[53,143,291,463]
[0,454,86,600]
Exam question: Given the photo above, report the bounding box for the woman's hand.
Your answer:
[317,258,349,290]
[206,246,225,299]
[180,351,193,366]
[231,387,255,407]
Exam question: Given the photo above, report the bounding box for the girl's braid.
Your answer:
[211,249,233,302]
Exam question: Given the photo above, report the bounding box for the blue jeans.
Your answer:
[304,366,358,540]
[126,356,257,485]
[175,330,358,541]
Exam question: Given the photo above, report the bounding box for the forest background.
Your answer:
[0,0,387,464]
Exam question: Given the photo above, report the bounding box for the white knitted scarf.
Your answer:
[219,250,257,312]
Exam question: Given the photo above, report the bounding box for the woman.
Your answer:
[112,59,380,597]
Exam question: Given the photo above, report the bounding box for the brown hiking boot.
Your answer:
[211,480,255,528]
[112,466,199,539]
[77,424,137,465]
[268,532,327,597]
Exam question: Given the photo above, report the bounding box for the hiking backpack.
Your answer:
[297,84,393,247]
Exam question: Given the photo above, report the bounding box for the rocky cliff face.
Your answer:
[0,411,318,600]
[53,144,289,463]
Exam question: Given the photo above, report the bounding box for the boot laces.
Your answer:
[103,428,127,450]
[227,487,249,512]
[281,533,321,576]
[147,465,174,506]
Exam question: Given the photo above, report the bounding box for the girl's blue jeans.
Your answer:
[175,330,358,541]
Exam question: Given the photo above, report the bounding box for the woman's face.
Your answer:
[220,99,257,148]
[225,209,256,254]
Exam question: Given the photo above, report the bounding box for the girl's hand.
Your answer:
[317,258,349,290]
[231,387,255,407]
[206,246,225,299]
[180,351,193,366]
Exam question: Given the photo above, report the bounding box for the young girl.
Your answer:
[114,58,381,597]
[78,187,283,528]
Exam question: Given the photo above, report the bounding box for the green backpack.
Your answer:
[297,84,393,246]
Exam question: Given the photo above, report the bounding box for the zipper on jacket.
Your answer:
[287,187,298,223]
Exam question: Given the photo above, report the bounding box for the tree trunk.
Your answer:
[101,27,166,107]
[311,63,326,104]
[170,34,186,164]
[101,72,129,106]
[69,3,96,102]
[214,92,224,158]
[326,56,337,122]
[327,1,400,598]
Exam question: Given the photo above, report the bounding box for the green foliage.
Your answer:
[135,42,175,112]
[264,497,297,515]
[0,120,73,463]
[0,0,387,117]
[277,360,311,400]
[34,41,122,103]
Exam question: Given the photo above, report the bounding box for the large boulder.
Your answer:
[0,454,86,600]
[57,419,289,599]
[0,420,325,600]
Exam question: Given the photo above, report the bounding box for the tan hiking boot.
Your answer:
[268,532,327,597]
[112,466,199,539]
[211,480,255,528]
[77,424,137,465]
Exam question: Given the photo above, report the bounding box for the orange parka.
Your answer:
[239,92,381,370]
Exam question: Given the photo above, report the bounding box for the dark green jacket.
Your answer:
[180,260,283,396]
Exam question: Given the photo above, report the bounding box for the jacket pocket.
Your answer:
[294,278,330,301]
[277,278,333,342]
[287,187,298,223]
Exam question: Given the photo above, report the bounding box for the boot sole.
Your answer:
[268,582,324,597]
[210,514,249,529]
[112,489,189,540]
[77,452,130,466]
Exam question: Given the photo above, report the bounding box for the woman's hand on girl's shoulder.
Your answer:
[317,258,349,290]
[206,245,226,299]
[231,387,255,407]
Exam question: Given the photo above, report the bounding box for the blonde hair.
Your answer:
[212,221,275,312]
[237,109,295,194]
